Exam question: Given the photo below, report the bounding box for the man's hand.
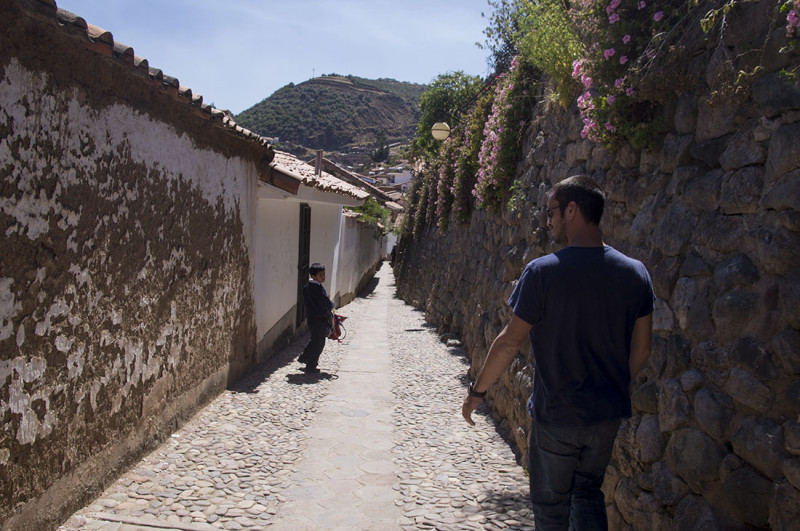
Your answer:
[462,394,483,426]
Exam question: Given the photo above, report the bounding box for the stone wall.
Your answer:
[395,3,800,529]
[0,2,265,528]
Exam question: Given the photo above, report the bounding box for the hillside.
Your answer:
[234,75,427,152]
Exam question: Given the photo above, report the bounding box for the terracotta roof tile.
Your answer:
[270,152,370,201]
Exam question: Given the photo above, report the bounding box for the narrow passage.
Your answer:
[60,263,532,530]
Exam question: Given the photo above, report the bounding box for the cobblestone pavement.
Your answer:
[60,263,533,530]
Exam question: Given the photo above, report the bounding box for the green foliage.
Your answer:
[370,131,390,162]
[506,178,528,216]
[408,71,485,162]
[350,197,392,236]
[235,75,426,151]
[480,0,525,73]
[516,0,584,106]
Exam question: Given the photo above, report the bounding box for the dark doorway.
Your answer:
[296,203,311,327]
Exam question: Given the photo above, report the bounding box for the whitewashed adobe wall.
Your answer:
[0,2,267,526]
[252,198,300,360]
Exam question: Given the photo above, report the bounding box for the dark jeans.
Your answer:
[528,418,622,531]
[300,319,328,369]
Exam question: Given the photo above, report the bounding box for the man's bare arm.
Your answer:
[462,314,533,425]
[630,313,653,378]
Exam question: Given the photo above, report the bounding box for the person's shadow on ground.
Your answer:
[286,371,338,385]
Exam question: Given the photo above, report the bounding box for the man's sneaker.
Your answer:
[302,366,320,374]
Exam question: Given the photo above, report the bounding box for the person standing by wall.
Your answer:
[462,175,654,530]
[298,263,334,374]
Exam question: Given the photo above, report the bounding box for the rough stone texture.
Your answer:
[394,3,800,527]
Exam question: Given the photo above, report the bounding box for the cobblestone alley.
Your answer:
[59,263,532,530]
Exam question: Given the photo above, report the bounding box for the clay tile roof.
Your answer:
[270,151,370,201]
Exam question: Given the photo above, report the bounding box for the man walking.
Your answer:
[462,175,654,530]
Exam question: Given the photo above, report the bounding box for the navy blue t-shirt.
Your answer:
[509,245,654,427]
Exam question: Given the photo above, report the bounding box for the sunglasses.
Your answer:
[546,205,562,219]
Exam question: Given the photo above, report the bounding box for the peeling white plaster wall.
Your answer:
[0,58,257,451]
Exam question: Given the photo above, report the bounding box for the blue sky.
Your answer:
[55,0,494,114]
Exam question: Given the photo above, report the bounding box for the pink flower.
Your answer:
[654,11,664,21]
[609,13,620,24]
[607,94,616,104]
[581,74,593,88]
[638,1,646,9]
[615,78,624,88]
[605,122,616,132]
[604,48,616,59]
[626,87,635,96]
[623,34,631,44]
[620,55,629,65]
[572,58,584,78]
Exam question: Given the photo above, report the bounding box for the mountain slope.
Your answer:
[235,75,427,151]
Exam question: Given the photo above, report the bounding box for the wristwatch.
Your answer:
[468,382,487,398]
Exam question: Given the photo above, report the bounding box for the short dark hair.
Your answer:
[309,263,326,276]
[550,175,605,225]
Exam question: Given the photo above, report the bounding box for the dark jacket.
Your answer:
[303,279,334,324]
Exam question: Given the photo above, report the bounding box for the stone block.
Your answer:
[713,253,760,291]
[762,169,800,212]
[724,465,771,527]
[779,274,800,326]
[652,461,690,506]
[695,387,735,440]
[665,428,725,490]
[726,367,773,412]
[673,494,719,530]
[697,97,736,142]
[631,380,659,415]
[658,379,691,432]
[672,277,713,340]
[746,227,800,277]
[719,124,766,171]
[680,252,712,277]
[720,166,765,214]
[652,256,682,300]
[766,122,800,182]
[770,481,800,531]
[636,415,666,464]
[695,212,748,255]
[690,136,728,168]
[679,368,704,393]
[660,134,694,174]
[732,417,787,480]
[614,477,637,524]
[753,72,800,119]
[652,298,675,335]
[651,204,695,256]
[683,169,722,212]
[731,337,778,381]
[633,492,670,531]
[639,149,660,175]
[712,291,758,345]
[773,329,800,375]
[673,95,697,135]
[786,421,800,457]
[785,458,800,490]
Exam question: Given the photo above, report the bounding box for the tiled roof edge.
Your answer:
[21,0,273,157]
